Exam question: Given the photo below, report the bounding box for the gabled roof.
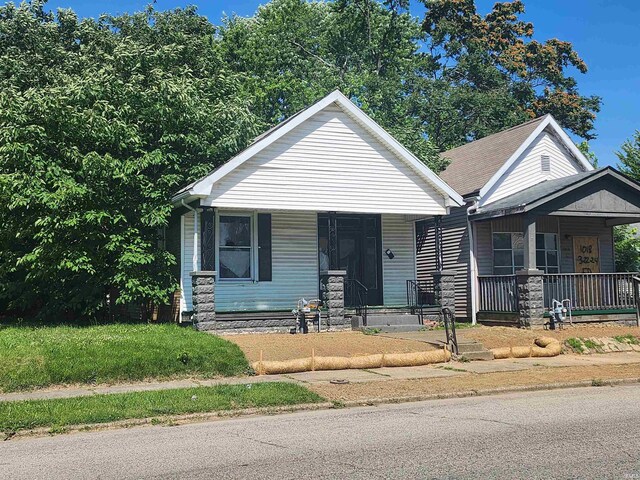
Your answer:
[439,114,593,197]
[470,167,640,220]
[173,90,464,207]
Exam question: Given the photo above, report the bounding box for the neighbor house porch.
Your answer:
[470,168,640,327]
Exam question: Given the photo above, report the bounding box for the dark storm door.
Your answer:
[318,214,383,306]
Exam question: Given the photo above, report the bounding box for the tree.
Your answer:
[614,225,640,272]
[218,0,445,170]
[613,131,640,272]
[617,130,640,180]
[0,3,260,318]
[419,0,600,150]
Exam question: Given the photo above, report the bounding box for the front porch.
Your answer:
[181,209,453,332]
[471,168,640,327]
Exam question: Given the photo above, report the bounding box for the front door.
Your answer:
[318,214,383,306]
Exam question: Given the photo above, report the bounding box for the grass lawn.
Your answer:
[0,382,324,434]
[0,324,250,392]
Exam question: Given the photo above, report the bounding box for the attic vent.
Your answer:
[541,155,551,173]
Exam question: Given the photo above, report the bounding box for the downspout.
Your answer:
[181,199,199,272]
[466,197,480,325]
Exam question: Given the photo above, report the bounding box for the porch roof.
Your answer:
[470,167,640,222]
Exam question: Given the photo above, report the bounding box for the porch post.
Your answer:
[523,214,537,270]
[200,207,215,271]
[190,271,216,331]
[515,269,545,328]
[434,215,443,271]
[432,270,456,314]
[324,269,347,328]
[328,212,339,270]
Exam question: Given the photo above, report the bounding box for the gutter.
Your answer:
[465,196,480,325]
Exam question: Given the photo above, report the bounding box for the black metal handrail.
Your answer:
[345,278,368,327]
[442,307,458,355]
[633,276,640,327]
[406,279,437,324]
[406,279,436,307]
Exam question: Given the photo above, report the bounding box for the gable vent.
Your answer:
[541,155,551,173]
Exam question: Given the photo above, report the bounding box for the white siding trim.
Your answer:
[482,131,589,206]
[479,115,593,199]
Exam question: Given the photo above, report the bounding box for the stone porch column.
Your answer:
[516,269,545,328]
[190,271,216,331]
[324,269,347,328]
[432,270,456,316]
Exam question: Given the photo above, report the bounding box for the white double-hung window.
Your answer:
[218,214,253,280]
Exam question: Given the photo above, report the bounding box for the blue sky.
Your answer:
[44,0,640,167]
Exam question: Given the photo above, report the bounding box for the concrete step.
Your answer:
[456,341,487,354]
[366,314,421,327]
[458,350,495,361]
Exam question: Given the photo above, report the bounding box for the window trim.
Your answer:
[215,211,257,282]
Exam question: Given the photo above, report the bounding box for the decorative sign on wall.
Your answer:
[573,236,600,273]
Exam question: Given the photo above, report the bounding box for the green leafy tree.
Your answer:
[419,0,600,150]
[614,225,640,272]
[617,130,640,180]
[0,2,260,318]
[218,0,445,170]
[614,131,640,272]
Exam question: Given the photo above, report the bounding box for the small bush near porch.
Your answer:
[0,324,249,392]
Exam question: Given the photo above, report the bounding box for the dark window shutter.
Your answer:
[200,208,215,271]
[258,213,272,281]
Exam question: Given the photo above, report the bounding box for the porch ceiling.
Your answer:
[470,167,640,223]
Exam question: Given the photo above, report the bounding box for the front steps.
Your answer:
[455,340,494,361]
[365,313,423,332]
[353,306,441,333]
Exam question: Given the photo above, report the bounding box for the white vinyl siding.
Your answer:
[202,105,448,216]
[482,131,585,206]
[213,211,319,312]
[382,214,416,305]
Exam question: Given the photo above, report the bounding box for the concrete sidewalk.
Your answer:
[2,351,640,403]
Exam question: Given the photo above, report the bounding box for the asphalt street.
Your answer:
[1,385,639,479]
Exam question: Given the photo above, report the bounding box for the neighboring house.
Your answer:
[418,115,640,326]
[169,90,463,331]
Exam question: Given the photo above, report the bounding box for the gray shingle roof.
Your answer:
[439,115,549,197]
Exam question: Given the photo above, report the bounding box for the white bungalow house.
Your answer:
[417,114,640,327]
[169,90,463,331]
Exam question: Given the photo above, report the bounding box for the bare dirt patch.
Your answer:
[311,363,640,402]
[223,331,436,363]
[461,325,640,350]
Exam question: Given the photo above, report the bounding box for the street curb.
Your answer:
[4,377,639,441]
[338,377,640,407]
